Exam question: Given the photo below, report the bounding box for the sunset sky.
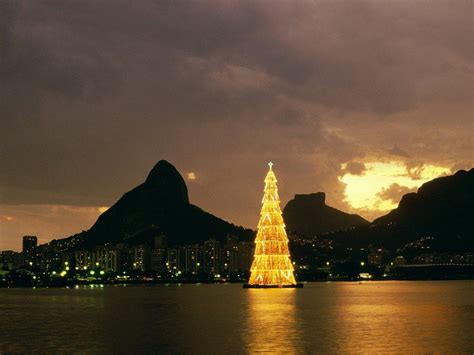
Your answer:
[1,1,472,251]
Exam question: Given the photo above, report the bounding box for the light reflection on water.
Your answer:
[243,288,299,352]
[329,282,474,353]
[0,281,473,353]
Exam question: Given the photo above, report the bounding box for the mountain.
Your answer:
[283,192,369,237]
[329,169,474,251]
[77,160,254,248]
[373,168,474,239]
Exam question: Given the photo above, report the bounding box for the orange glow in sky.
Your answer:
[339,161,451,213]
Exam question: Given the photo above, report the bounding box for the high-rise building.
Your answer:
[204,239,221,275]
[222,235,240,274]
[1,250,21,269]
[22,236,37,265]
[184,244,202,274]
[74,251,94,270]
[151,248,167,274]
[22,236,37,252]
[132,245,150,271]
[94,248,120,272]
[167,248,183,273]
[37,244,64,271]
[222,245,239,274]
[226,235,238,247]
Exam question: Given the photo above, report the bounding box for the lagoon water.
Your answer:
[1,281,473,353]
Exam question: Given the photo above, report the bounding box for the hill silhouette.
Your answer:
[328,169,474,251]
[53,163,472,253]
[283,192,368,237]
[78,160,253,247]
[374,169,473,231]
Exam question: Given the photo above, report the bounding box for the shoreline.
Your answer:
[1,277,473,289]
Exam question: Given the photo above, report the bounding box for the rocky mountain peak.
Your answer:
[145,160,189,204]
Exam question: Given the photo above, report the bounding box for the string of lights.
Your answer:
[248,162,297,286]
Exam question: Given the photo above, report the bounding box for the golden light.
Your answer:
[98,206,109,213]
[245,289,298,352]
[339,161,451,214]
[186,172,197,181]
[247,162,297,287]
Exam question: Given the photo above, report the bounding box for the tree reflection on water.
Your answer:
[243,288,302,352]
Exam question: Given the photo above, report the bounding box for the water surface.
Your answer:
[1,281,472,353]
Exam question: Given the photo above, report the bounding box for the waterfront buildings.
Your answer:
[22,236,37,265]
[1,233,255,280]
[1,250,21,269]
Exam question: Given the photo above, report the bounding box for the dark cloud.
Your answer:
[344,162,367,175]
[387,146,410,158]
[0,2,119,124]
[377,183,418,204]
[3,0,471,126]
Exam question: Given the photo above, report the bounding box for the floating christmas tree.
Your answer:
[245,162,301,288]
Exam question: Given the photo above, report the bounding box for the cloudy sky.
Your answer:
[1,0,472,250]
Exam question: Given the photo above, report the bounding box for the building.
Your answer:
[204,239,221,275]
[184,244,202,274]
[94,248,120,272]
[222,245,239,274]
[368,247,389,267]
[167,248,183,273]
[1,250,21,269]
[22,235,38,265]
[393,255,407,267]
[23,236,37,252]
[151,248,167,274]
[74,251,94,270]
[149,235,168,274]
[132,245,150,271]
[226,235,238,246]
[36,245,65,271]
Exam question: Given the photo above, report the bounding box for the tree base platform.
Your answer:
[242,283,304,288]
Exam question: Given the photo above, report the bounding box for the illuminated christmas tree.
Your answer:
[246,162,300,288]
